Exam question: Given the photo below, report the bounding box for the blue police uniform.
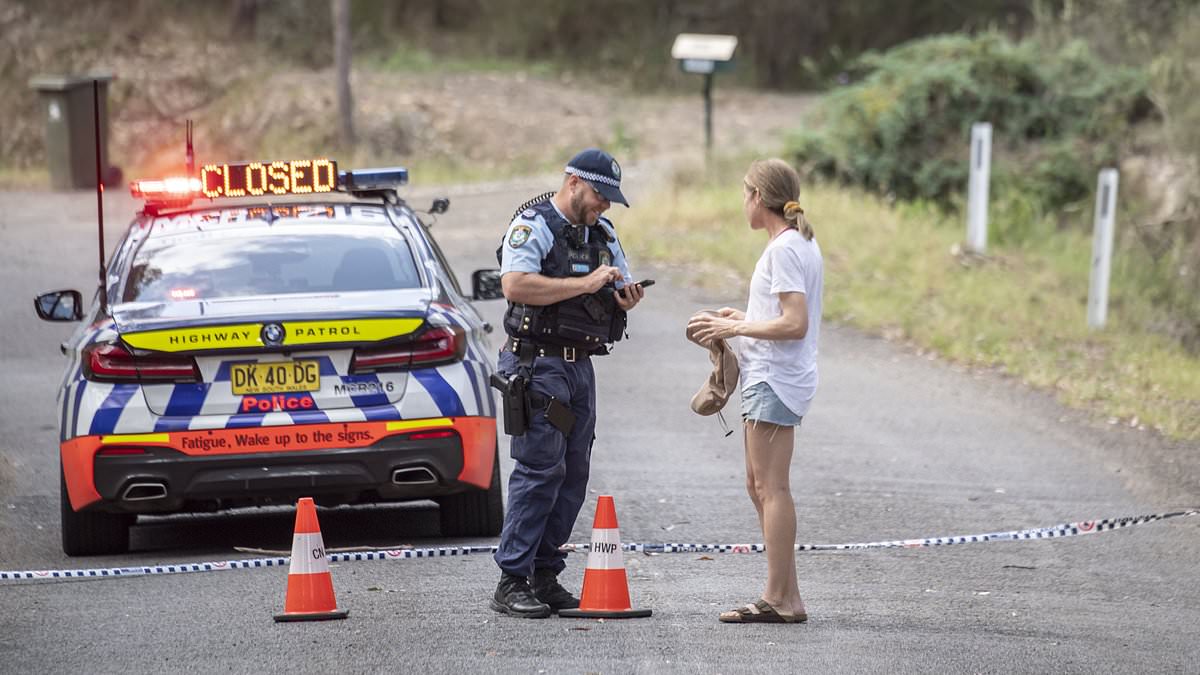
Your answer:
[488,148,635,618]
[494,196,632,579]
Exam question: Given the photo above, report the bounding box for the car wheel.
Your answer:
[437,443,503,537]
[60,464,133,556]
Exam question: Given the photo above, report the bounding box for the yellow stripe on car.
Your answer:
[121,318,424,352]
[284,318,423,346]
[386,418,454,432]
[122,323,262,351]
[101,433,171,444]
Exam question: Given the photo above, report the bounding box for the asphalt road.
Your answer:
[0,180,1197,674]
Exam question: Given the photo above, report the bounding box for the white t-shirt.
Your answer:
[735,228,823,417]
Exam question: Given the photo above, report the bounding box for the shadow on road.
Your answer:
[128,501,444,556]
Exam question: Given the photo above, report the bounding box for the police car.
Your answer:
[34,158,506,555]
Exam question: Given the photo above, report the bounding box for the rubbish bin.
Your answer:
[28,74,119,190]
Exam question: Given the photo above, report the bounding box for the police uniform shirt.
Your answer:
[500,200,633,287]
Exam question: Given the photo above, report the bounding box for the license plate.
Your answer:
[230,360,320,395]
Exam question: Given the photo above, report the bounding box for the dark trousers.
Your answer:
[493,349,597,577]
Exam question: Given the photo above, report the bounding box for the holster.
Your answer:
[490,338,578,437]
[490,372,531,437]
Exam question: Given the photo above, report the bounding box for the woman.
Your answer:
[687,158,823,624]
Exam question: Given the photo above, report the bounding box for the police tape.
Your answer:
[0,547,490,581]
[603,509,1199,554]
[1,509,1194,582]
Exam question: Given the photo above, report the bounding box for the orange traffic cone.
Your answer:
[559,495,652,619]
[273,497,349,622]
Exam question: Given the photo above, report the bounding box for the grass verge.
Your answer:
[619,157,1200,441]
[0,167,50,191]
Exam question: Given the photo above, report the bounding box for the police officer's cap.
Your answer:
[565,148,629,207]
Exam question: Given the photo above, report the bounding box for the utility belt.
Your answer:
[489,339,578,438]
[503,337,589,362]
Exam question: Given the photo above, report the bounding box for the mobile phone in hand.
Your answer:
[619,279,654,298]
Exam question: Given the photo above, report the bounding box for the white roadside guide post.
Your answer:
[670,33,737,153]
[1087,169,1120,328]
[966,122,992,253]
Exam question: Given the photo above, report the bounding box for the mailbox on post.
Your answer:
[29,74,120,191]
[671,33,737,151]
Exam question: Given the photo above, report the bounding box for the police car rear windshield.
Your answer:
[122,232,421,302]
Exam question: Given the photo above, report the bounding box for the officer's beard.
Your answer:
[569,190,598,226]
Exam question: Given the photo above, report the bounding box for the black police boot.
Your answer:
[490,572,552,618]
[531,568,580,612]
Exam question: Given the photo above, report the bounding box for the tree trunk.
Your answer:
[230,0,258,40]
[332,0,355,147]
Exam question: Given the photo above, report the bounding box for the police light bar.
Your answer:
[129,160,410,206]
[339,167,409,192]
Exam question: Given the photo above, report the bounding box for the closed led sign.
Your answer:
[200,159,338,198]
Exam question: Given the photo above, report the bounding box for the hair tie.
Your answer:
[784,201,804,215]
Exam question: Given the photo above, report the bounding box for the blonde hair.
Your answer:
[745,158,814,240]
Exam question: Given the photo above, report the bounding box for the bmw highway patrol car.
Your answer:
[35,158,505,555]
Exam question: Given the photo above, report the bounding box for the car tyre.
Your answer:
[437,443,503,537]
[60,464,133,556]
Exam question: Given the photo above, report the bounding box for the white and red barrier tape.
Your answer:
[1,509,1194,582]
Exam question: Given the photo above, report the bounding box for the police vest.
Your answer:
[498,198,626,351]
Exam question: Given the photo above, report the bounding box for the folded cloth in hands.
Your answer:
[685,310,739,416]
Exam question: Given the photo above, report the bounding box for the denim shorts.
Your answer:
[741,381,803,427]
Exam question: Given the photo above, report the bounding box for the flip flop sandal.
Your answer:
[719,599,808,624]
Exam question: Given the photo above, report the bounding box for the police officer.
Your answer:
[490,149,645,618]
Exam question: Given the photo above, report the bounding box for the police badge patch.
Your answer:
[599,249,612,266]
[508,224,533,248]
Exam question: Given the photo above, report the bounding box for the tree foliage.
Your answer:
[788,33,1150,208]
[346,0,1034,89]
[787,7,1200,351]
[1035,0,1200,350]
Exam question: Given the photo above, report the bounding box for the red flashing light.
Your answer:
[130,177,202,201]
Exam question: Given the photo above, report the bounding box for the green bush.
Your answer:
[789,34,1150,212]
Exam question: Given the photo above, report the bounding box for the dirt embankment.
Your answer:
[2,1,811,183]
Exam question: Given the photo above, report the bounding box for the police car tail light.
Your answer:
[349,326,465,373]
[83,343,201,383]
[408,326,467,366]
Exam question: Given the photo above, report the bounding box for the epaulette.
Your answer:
[511,191,556,223]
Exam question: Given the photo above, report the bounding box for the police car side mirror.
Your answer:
[471,269,504,300]
[34,289,83,322]
[429,197,450,215]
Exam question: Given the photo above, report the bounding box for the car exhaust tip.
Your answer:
[121,482,168,501]
[391,467,438,486]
